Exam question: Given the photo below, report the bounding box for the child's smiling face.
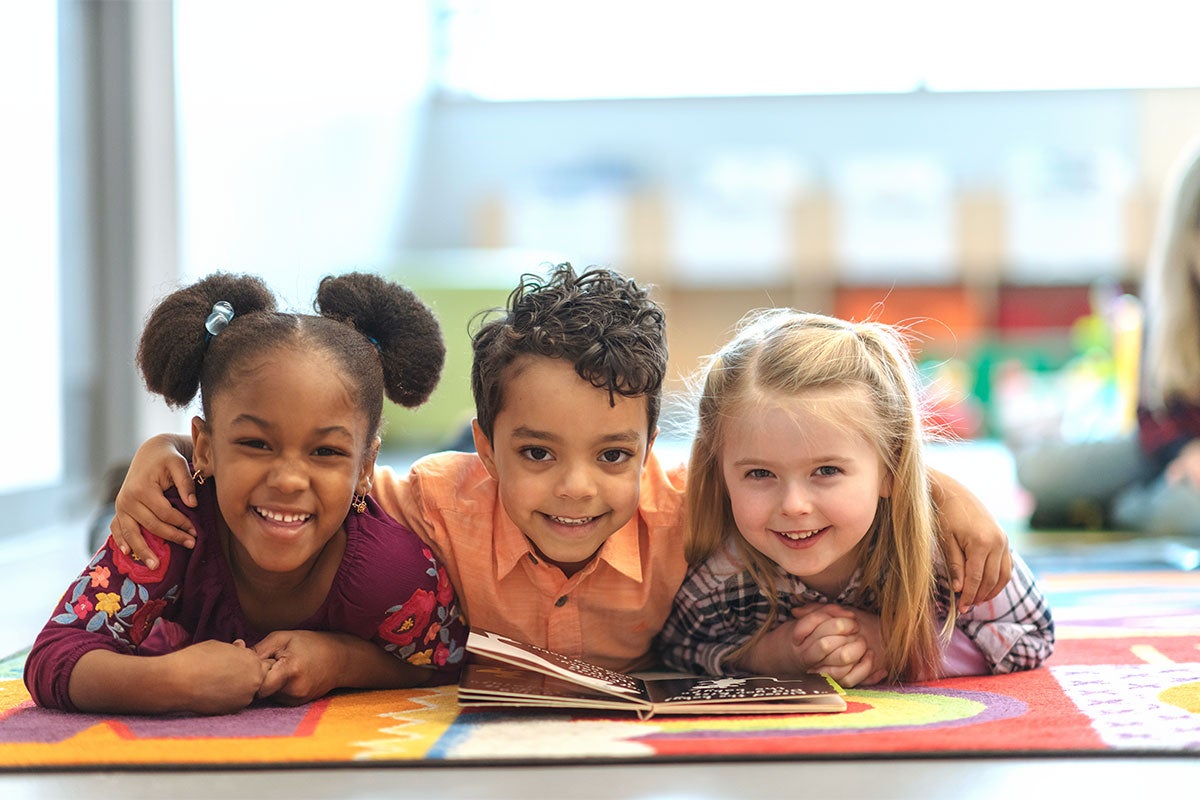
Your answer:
[192,346,376,583]
[474,355,655,575]
[720,386,889,597]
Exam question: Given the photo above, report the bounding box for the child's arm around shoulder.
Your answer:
[109,433,199,565]
[371,451,490,558]
[953,550,1054,674]
[930,468,1014,611]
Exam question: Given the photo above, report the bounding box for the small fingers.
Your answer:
[958,546,1013,611]
[137,497,196,550]
[955,543,990,611]
[794,625,861,666]
[947,542,966,595]
[791,603,857,621]
[836,655,885,688]
[114,521,156,568]
[168,460,199,508]
[791,612,857,647]
[809,637,867,669]
[257,664,285,699]
[145,492,196,539]
[108,512,136,556]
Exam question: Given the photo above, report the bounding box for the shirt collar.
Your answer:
[491,505,645,583]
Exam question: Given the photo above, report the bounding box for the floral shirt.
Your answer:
[24,484,467,711]
[655,543,1054,679]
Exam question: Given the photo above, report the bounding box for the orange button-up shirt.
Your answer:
[373,450,688,672]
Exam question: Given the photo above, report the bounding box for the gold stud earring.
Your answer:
[191,469,206,486]
[352,494,367,514]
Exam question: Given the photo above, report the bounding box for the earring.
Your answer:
[351,494,367,514]
[191,469,206,486]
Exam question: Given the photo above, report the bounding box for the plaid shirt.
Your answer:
[655,544,1054,679]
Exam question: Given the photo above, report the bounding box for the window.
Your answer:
[436,0,1200,101]
[0,2,61,493]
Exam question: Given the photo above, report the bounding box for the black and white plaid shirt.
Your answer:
[655,544,1054,678]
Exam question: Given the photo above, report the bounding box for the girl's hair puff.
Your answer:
[137,271,444,441]
[137,273,278,410]
[315,271,445,411]
[684,308,951,681]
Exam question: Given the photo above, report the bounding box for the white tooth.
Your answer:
[258,507,310,523]
[780,529,818,540]
[550,515,592,526]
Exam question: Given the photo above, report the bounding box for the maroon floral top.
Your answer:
[24,483,466,711]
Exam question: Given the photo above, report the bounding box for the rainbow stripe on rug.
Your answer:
[1,570,1196,769]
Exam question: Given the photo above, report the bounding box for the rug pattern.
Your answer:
[0,570,1197,768]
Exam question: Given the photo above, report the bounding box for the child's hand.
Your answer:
[930,469,1013,612]
[167,639,273,715]
[794,605,887,687]
[736,604,861,679]
[253,630,428,703]
[253,630,346,706]
[110,434,197,567]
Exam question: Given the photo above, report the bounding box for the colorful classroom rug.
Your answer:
[1,569,1197,770]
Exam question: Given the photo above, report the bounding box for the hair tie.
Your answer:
[367,335,381,352]
[205,301,234,341]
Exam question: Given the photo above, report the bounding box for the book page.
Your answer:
[459,662,642,709]
[643,674,844,706]
[466,630,645,698]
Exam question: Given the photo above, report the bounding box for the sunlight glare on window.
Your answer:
[0,1,61,492]
[438,0,1200,100]
[438,0,924,100]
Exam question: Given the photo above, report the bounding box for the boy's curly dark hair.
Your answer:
[470,263,668,440]
[137,271,444,438]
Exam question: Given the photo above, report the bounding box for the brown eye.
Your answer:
[599,449,632,464]
[522,447,552,462]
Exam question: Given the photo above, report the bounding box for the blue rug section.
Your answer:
[0,649,29,682]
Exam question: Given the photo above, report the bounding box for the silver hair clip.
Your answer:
[204,301,235,340]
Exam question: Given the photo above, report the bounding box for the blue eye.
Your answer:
[746,468,774,479]
[815,465,841,477]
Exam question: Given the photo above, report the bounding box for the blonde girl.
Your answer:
[657,310,1053,686]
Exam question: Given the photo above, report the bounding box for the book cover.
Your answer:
[458,629,846,719]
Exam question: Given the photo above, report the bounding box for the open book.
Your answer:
[457,629,846,720]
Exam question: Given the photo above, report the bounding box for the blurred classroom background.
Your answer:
[6,0,1200,581]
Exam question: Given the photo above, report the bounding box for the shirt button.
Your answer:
[555,595,568,607]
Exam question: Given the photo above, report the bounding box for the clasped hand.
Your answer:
[169,631,342,714]
[740,603,887,688]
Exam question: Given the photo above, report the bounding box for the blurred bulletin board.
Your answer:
[995,284,1093,333]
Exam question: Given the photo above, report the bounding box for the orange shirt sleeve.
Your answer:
[372,463,437,549]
